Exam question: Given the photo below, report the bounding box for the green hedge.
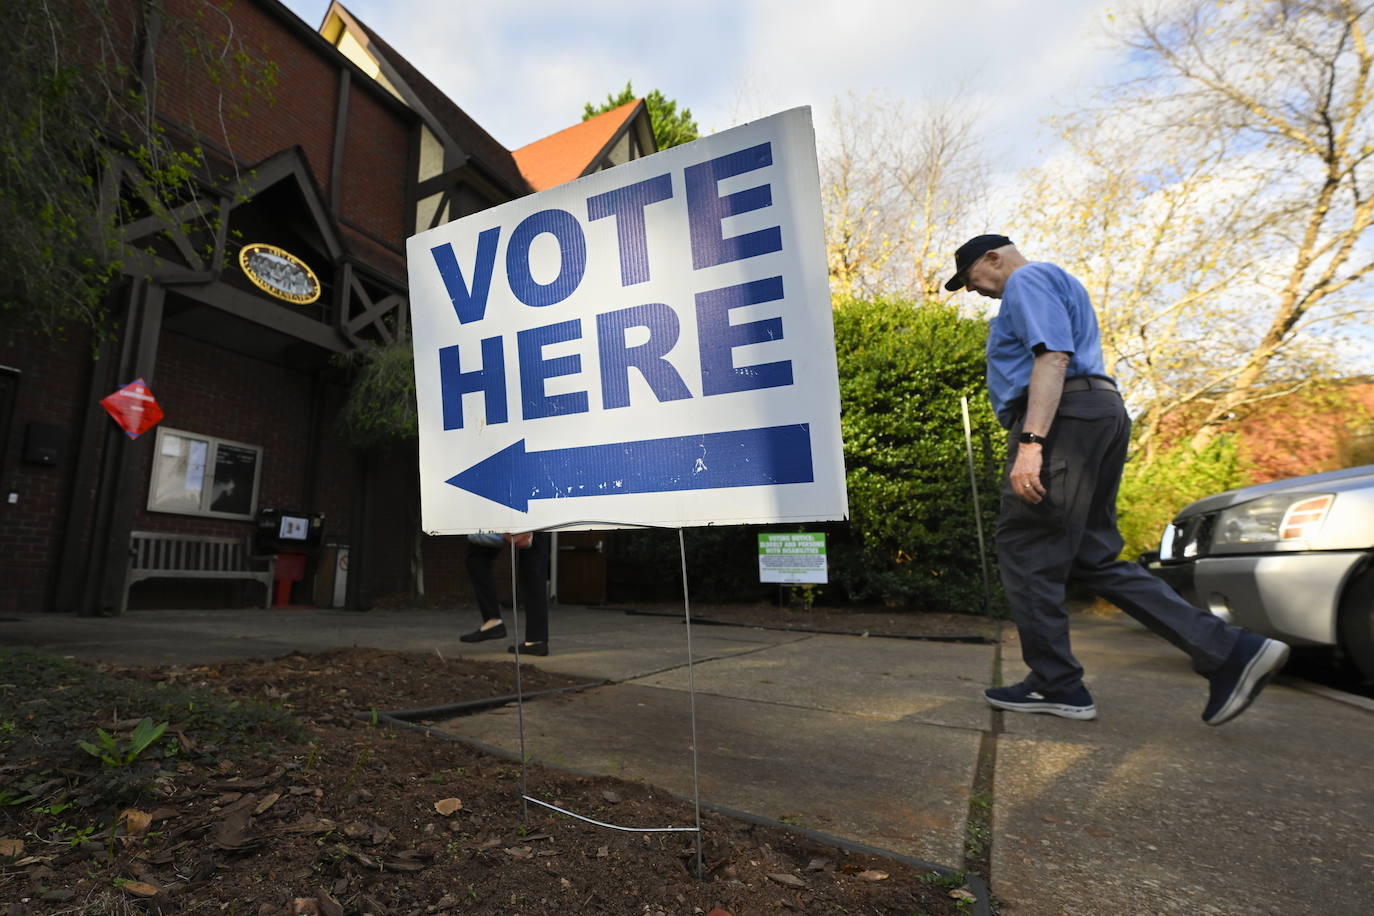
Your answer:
[832,296,1002,613]
[605,297,1003,615]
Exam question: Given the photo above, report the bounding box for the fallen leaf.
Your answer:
[121,880,161,897]
[254,792,281,816]
[314,888,344,916]
[804,857,831,872]
[505,846,534,859]
[949,888,977,903]
[767,873,806,888]
[596,845,609,858]
[434,797,463,816]
[856,869,889,882]
[601,790,621,804]
[382,851,429,872]
[290,898,319,915]
[0,838,22,857]
[120,809,153,838]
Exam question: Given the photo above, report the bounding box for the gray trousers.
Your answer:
[996,388,1240,696]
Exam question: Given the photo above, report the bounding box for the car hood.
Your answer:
[1173,463,1374,521]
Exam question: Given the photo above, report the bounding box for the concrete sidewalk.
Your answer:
[4,605,1372,913]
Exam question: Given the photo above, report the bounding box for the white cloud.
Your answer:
[281,0,1126,169]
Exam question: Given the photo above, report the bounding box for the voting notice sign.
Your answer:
[758,532,827,584]
[406,107,848,534]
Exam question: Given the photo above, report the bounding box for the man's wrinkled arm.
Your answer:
[1010,349,1069,503]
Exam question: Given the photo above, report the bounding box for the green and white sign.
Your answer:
[758,532,827,584]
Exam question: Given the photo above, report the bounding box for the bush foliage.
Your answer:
[1116,436,1250,561]
[831,296,1002,613]
[608,297,1002,614]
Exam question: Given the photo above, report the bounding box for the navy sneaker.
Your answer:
[985,682,1097,720]
[1202,632,1289,726]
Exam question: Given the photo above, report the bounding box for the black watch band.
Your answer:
[1017,431,1047,445]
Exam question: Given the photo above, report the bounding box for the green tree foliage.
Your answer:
[1,0,123,341]
[583,81,698,150]
[0,0,276,344]
[833,296,1002,613]
[1116,437,1250,562]
[334,340,419,450]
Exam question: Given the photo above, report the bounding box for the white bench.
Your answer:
[124,530,276,611]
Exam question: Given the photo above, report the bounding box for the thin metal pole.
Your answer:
[678,528,704,879]
[510,539,528,822]
[961,396,994,618]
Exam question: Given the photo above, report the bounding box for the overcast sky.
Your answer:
[278,0,1126,171]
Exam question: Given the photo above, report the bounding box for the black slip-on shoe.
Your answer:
[507,641,548,657]
[1202,632,1289,726]
[459,622,506,643]
[985,681,1097,720]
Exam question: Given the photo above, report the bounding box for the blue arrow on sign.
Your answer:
[446,424,815,512]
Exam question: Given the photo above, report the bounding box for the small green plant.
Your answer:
[0,788,35,807]
[76,718,168,767]
[920,869,967,890]
[50,822,98,847]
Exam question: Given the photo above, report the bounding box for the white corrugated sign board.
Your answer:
[406,107,847,534]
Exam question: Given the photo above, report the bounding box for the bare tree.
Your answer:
[819,92,989,302]
[1021,0,1374,457]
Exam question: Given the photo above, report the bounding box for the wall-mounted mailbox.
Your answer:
[23,422,68,466]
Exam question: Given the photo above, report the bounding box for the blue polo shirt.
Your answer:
[986,262,1109,428]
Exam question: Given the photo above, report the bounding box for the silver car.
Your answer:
[1145,464,1374,680]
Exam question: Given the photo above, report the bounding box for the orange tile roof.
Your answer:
[513,100,644,191]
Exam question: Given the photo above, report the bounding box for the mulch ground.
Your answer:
[1,631,980,915]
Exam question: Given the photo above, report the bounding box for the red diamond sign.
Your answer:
[101,378,165,439]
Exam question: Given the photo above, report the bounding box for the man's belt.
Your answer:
[1062,376,1117,393]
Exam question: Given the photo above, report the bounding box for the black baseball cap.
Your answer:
[944,234,1013,291]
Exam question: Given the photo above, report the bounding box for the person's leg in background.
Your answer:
[512,532,552,651]
[460,541,506,642]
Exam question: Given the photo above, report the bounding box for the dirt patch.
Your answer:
[1,647,973,914]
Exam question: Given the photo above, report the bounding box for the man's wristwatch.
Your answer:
[1017,431,1047,445]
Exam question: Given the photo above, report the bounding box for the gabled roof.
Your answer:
[513,100,646,191]
[328,4,531,197]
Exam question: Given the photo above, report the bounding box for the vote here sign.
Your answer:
[406,107,848,534]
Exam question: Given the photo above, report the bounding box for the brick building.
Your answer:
[0,0,655,614]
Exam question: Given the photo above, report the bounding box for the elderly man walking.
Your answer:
[945,234,1288,725]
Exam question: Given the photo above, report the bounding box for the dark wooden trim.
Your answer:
[85,280,166,615]
[331,69,351,217]
[406,117,423,236]
[337,217,407,256]
[54,286,127,613]
[323,3,465,165]
[137,0,164,109]
[257,0,415,120]
[578,100,650,180]
[177,276,351,353]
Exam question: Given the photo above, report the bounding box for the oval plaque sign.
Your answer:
[239,243,322,304]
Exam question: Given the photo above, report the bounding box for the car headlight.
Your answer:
[1158,514,1211,561]
[1212,493,1333,546]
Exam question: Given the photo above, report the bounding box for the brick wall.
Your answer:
[153,0,413,253]
[0,330,107,613]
